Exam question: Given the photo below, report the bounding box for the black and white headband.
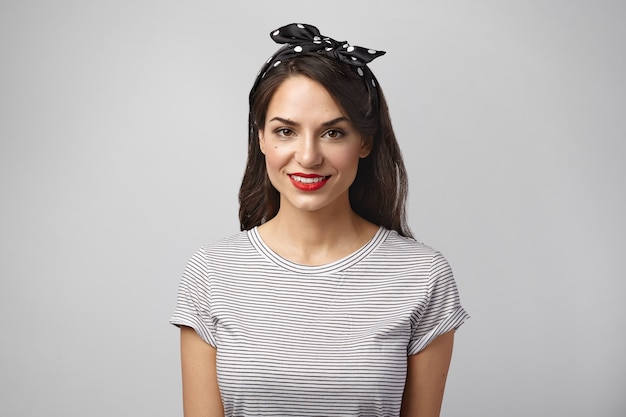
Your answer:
[251,23,386,106]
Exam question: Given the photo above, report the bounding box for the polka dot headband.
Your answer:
[251,23,386,107]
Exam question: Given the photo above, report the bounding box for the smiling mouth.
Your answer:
[289,174,329,184]
[288,174,330,191]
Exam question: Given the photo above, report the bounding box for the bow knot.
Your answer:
[269,23,385,68]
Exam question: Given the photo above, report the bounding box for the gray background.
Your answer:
[1,0,624,416]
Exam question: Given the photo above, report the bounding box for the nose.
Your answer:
[295,135,323,168]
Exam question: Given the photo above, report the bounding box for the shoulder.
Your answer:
[188,229,260,268]
[181,230,255,284]
[368,229,453,277]
[192,230,249,253]
[378,229,442,259]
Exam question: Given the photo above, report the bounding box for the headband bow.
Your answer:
[251,23,386,107]
[268,23,386,69]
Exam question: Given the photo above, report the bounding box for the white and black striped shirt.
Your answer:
[171,226,469,416]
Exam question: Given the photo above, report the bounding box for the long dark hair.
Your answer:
[239,53,412,238]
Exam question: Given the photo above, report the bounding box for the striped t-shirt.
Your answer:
[170,226,469,416]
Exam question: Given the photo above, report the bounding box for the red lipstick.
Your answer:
[289,173,329,191]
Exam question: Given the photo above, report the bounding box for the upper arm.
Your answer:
[180,326,224,417]
[400,330,455,417]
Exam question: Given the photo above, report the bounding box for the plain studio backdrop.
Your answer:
[1,1,624,416]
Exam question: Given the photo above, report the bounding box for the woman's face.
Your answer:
[259,75,371,215]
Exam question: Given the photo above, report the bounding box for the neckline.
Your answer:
[247,226,388,274]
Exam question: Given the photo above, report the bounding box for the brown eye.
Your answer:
[324,129,344,139]
[276,128,294,137]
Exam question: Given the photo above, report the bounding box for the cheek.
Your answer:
[263,145,290,171]
[329,148,363,171]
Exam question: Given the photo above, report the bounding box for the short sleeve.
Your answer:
[169,247,218,347]
[407,251,469,355]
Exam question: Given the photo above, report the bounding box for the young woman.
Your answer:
[171,23,469,417]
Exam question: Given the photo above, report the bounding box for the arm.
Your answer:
[180,326,224,417]
[400,330,455,417]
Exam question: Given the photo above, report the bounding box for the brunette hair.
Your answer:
[239,53,413,238]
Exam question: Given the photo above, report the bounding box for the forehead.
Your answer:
[265,76,345,119]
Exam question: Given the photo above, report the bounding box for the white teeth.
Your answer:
[290,175,327,184]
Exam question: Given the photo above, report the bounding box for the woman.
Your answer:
[171,23,469,417]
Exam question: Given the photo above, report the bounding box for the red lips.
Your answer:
[289,173,329,191]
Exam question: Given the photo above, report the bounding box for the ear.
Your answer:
[258,128,266,155]
[359,137,373,158]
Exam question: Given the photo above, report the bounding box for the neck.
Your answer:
[258,203,378,266]
[275,209,360,244]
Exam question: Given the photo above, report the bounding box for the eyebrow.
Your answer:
[268,116,349,127]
